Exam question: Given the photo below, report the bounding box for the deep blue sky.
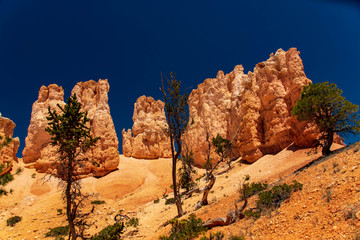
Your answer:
[0,0,359,157]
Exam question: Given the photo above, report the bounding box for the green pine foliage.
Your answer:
[0,171,14,186]
[292,82,360,155]
[240,181,268,200]
[45,94,99,240]
[179,148,197,192]
[161,73,190,217]
[45,225,69,238]
[256,180,303,212]
[91,200,105,205]
[212,134,231,158]
[90,222,124,240]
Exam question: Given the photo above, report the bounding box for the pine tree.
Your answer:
[46,94,99,240]
[161,73,189,217]
[292,82,360,155]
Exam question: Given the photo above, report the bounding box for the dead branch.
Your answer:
[203,184,247,229]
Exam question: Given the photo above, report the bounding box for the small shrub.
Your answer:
[57,209,63,215]
[91,200,105,205]
[240,181,268,200]
[15,167,22,175]
[154,198,160,203]
[200,231,225,240]
[31,173,36,178]
[159,214,205,240]
[126,217,139,227]
[45,225,69,238]
[0,187,8,196]
[0,173,14,186]
[6,216,22,227]
[90,222,124,240]
[244,209,261,219]
[256,180,302,212]
[165,197,176,205]
[228,234,246,240]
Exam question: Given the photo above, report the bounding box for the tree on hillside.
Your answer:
[292,82,360,155]
[178,144,196,193]
[46,94,99,240]
[161,72,189,217]
[212,134,233,169]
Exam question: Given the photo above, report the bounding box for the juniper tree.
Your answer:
[161,72,189,217]
[46,94,99,240]
[292,82,360,155]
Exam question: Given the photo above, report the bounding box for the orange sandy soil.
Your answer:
[1,142,358,239]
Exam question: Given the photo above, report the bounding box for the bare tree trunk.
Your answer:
[173,138,183,217]
[203,184,247,229]
[200,174,215,206]
[322,131,334,156]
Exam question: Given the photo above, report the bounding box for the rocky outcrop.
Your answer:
[22,79,120,177]
[22,84,64,165]
[122,96,171,159]
[0,114,20,175]
[183,48,326,166]
[71,80,120,176]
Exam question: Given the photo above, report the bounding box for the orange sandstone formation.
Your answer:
[0,115,20,175]
[183,48,325,166]
[122,96,171,159]
[22,79,120,177]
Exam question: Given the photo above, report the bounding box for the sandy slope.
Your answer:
[0,143,344,239]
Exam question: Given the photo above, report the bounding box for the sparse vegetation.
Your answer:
[159,214,206,240]
[179,146,197,192]
[6,215,22,227]
[90,222,124,240]
[126,217,139,227]
[0,187,8,196]
[228,235,246,240]
[165,197,176,205]
[15,167,22,175]
[244,208,261,219]
[240,181,268,200]
[154,198,160,203]
[0,171,14,186]
[200,231,225,240]
[91,200,105,205]
[45,225,69,238]
[256,180,303,212]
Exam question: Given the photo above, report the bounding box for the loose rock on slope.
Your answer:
[22,79,120,177]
